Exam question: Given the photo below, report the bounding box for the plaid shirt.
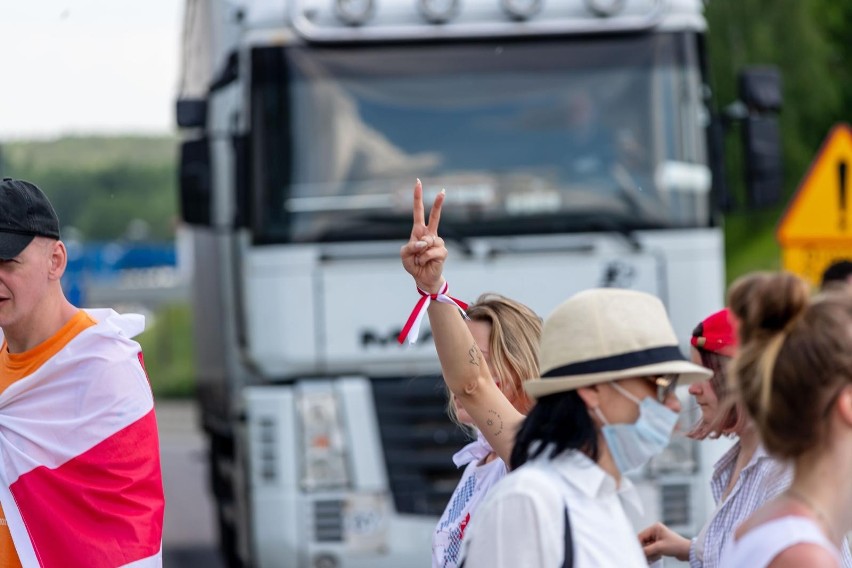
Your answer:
[689,441,788,568]
[689,441,852,568]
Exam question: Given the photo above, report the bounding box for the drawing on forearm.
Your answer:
[486,409,503,436]
[468,344,480,366]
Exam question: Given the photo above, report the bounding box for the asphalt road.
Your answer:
[157,399,226,568]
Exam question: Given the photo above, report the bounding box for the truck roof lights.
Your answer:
[417,0,461,24]
[335,0,375,26]
[501,0,542,21]
[584,0,625,17]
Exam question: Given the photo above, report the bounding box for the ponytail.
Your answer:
[728,272,852,458]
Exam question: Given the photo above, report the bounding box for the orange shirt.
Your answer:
[0,311,96,568]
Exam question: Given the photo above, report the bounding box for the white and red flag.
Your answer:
[0,309,165,567]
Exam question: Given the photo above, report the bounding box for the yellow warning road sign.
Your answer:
[777,123,852,285]
[782,245,852,287]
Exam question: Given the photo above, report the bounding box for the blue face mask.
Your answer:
[595,383,679,475]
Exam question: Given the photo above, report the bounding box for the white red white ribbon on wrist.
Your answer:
[397,281,469,345]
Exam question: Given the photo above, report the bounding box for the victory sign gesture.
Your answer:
[400,179,448,294]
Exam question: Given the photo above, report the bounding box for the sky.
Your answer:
[0,1,184,140]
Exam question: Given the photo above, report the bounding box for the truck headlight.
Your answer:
[298,388,350,491]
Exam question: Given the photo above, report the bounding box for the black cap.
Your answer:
[0,178,61,261]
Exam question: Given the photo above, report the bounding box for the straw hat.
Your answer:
[525,288,712,398]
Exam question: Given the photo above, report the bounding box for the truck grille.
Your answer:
[314,500,344,542]
[371,376,469,517]
[661,483,691,527]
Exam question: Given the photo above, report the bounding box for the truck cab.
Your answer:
[176,0,780,566]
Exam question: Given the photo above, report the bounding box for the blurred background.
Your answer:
[0,1,850,567]
[0,0,848,396]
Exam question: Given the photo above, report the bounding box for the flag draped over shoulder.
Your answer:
[0,309,165,568]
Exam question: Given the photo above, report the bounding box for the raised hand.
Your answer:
[400,179,447,293]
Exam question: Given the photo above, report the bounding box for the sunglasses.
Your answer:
[650,374,680,403]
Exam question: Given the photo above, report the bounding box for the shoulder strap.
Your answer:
[561,506,573,568]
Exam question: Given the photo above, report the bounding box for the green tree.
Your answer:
[1,136,178,242]
[705,0,846,282]
[813,0,852,127]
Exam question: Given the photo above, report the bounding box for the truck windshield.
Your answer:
[251,33,710,244]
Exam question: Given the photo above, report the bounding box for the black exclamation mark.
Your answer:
[841,161,848,232]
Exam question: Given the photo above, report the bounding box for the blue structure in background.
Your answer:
[63,242,177,306]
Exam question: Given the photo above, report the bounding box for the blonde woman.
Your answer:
[400,181,542,568]
[431,294,541,568]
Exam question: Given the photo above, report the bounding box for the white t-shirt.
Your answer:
[460,449,647,568]
[432,432,508,568]
[720,515,843,567]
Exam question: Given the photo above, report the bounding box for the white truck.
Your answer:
[175,0,782,566]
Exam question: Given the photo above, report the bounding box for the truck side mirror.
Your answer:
[179,138,213,226]
[738,66,783,208]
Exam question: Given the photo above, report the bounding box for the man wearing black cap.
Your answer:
[0,178,74,351]
[0,178,165,567]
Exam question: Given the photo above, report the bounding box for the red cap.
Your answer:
[691,308,737,357]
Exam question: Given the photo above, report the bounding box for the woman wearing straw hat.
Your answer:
[400,180,542,568]
[460,287,712,567]
[400,180,713,568]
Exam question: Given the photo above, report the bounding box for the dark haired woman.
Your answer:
[458,286,711,567]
